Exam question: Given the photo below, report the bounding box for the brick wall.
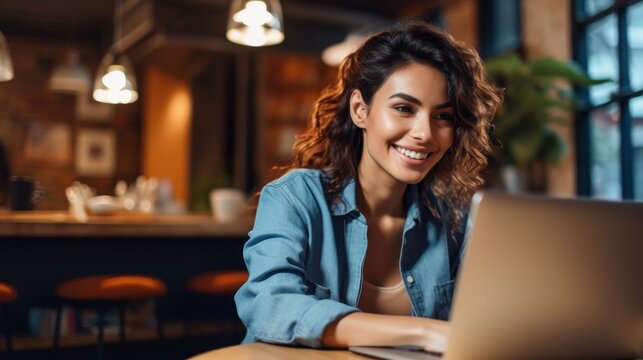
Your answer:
[0,35,142,210]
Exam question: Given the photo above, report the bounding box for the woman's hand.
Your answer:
[418,318,449,354]
[322,312,450,353]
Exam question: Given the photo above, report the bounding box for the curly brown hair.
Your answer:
[287,22,502,234]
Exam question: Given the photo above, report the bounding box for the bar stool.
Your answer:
[0,282,17,353]
[53,275,167,359]
[185,271,247,336]
[187,271,248,296]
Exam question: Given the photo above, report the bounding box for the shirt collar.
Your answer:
[330,178,359,216]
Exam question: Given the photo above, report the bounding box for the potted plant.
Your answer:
[484,54,609,192]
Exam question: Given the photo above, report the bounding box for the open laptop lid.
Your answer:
[445,192,643,359]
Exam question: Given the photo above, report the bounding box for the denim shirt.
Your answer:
[234,169,466,348]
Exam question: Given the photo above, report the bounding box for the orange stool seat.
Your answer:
[0,282,17,303]
[184,271,248,337]
[0,282,17,352]
[57,275,167,301]
[53,275,167,359]
[187,271,248,295]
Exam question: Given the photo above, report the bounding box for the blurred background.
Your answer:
[0,0,642,358]
[0,0,640,213]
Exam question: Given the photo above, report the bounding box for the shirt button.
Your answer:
[406,275,414,284]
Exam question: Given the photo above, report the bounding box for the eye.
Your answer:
[393,104,414,114]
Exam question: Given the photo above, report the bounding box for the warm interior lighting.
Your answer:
[322,35,364,66]
[48,51,91,93]
[321,24,386,66]
[92,0,138,104]
[226,0,284,47]
[102,65,127,90]
[0,31,14,82]
[93,52,138,104]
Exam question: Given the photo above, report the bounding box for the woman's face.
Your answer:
[351,62,455,185]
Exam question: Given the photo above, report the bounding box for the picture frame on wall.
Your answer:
[75,128,115,177]
[23,121,72,166]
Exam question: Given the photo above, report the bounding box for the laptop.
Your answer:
[350,191,643,359]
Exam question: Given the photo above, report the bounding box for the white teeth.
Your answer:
[395,146,429,160]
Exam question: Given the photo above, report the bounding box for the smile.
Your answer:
[394,145,430,160]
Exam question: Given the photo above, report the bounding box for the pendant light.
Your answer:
[322,34,364,66]
[226,0,284,47]
[49,51,92,93]
[321,24,386,66]
[93,0,138,104]
[0,31,14,82]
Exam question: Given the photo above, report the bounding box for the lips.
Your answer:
[393,145,432,160]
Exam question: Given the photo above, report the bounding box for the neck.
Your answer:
[356,166,407,219]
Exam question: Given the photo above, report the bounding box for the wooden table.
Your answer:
[189,343,370,359]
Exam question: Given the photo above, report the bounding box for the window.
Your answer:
[479,0,522,58]
[574,0,643,200]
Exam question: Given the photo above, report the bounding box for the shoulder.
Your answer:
[260,169,329,211]
[264,169,327,195]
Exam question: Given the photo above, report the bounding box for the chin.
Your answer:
[395,171,431,185]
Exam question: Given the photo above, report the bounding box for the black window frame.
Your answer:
[573,0,643,199]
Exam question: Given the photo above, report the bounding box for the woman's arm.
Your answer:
[322,312,449,353]
[235,184,359,348]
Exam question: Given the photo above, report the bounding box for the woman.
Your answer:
[234,22,502,353]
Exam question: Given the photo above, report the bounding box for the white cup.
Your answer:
[210,188,246,223]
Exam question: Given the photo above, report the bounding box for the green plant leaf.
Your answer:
[541,130,567,164]
[485,54,524,75]
[485,54,608,166]
[507,123,546,164]
[527,58,611,85]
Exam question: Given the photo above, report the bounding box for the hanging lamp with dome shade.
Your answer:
[0,31,14,82]
[93,0,138,104]
[49,51,92,93]
[226,0,284,47]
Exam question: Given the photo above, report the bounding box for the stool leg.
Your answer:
[183,292,196,338]
[96,308,105,360]
[2,303,12,352]
[52,304,62,349]
[118,303,126,343]
[155,298,164,340]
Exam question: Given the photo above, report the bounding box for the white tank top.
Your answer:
[358,279,413,315]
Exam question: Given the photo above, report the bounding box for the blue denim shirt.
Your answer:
[234,169,466,348]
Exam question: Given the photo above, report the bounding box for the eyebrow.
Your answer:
[387,92,452,109]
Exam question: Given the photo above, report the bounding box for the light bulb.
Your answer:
[233,1,274,27]
[93,88,138,104]
[101,65,127,90]
[245,26,267,46]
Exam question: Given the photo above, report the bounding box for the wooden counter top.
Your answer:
[0,211,253,237]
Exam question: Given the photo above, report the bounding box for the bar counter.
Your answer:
[1,210,253,336]
[0,211,253,237]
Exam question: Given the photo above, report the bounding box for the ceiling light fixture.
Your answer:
[322,34,365,67]
[226,0,284,47]
[0,31,14,82]
[49,51,91,93]
[93,0,138,104]
[321,24,387,67]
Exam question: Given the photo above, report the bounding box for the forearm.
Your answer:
[321,312,448,352]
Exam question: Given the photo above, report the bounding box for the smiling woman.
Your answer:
[234,21,502,354]
[349,63,455,187]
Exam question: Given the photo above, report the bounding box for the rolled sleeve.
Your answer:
[234,184,358,347]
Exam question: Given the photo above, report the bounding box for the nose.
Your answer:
[408,115,433,142]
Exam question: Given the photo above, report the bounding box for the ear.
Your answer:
[349,89,367,129]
